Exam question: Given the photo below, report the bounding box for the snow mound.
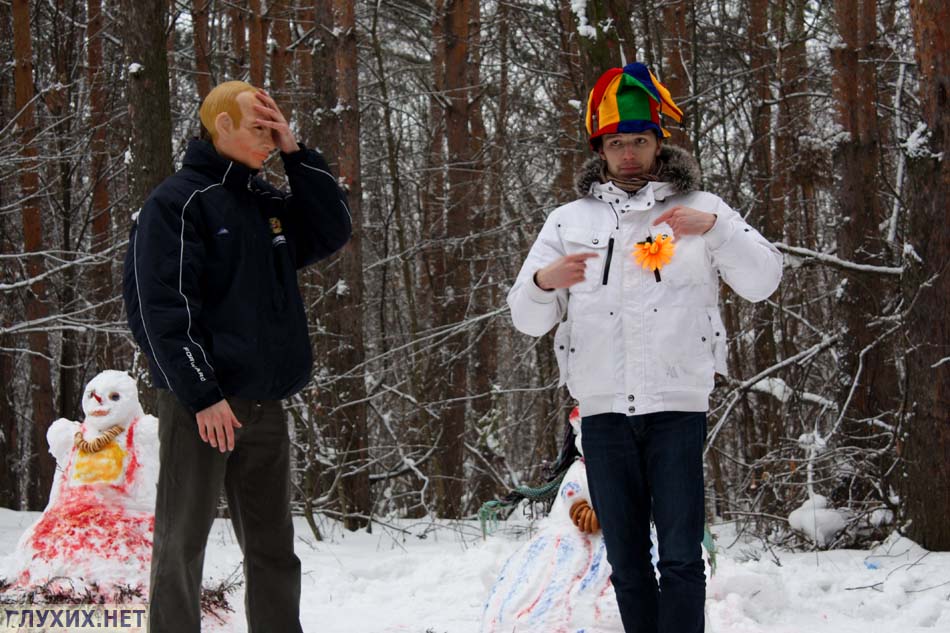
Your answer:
[788,495,848,547]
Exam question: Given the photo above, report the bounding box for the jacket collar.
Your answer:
[588,179,655,207]
[575,144,701,201]
[182,138,259,190]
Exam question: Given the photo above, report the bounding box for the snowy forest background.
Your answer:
[1,0,947,551]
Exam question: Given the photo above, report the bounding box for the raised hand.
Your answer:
[653,206,717,236]
[252,90,298,154]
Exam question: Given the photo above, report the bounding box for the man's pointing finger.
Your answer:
[565,252,601,261]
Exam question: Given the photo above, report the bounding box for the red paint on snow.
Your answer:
[595,576,614,620]
[25,416,152,574]
[28,494,152,564]
[560,533,595,628]
[120,419,139,491]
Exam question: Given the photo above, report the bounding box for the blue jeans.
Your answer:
[581,411,706,633]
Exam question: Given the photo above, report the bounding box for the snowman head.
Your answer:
[81,371,143,433]
[569,407,583,455]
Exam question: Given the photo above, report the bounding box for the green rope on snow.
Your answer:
[479,469,569,539]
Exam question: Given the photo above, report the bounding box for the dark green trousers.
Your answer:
[148,390,303,633]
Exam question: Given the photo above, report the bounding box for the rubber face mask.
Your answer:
[213,91,276,169]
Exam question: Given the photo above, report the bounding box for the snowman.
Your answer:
[5,370,159,593]
[481,408,711,633]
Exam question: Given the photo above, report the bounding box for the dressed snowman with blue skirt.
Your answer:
[481,408,711,633]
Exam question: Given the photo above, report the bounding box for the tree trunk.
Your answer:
[661,0,693,150]
[294,0,315,125]
[308,0,337,150]
[192,0,212,100]
[229,0,247,79]
[87,0,115,371]
[324,0,370,531]
[414,0,446,517]
[749,0,774,230]
[576,0,623,87]
[777,0,819,250]
[830,0,899,458]
[430,0,477,519]
[769,0,809,428]
[464,0,501,513]
[748,0,782,483]
[124,0,173,208]
[296,0,338,531]
[606,0,637,64]
[46,0,82,425]
[124,0,173,419]
[248,0,266,86]
[902,0,950,551]
[637,0,658,68]
[0,0,20,509]
[13,0,56,510]
[270,0,291,105]
[554,0,584,202]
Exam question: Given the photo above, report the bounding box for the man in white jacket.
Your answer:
[506,63,783,633]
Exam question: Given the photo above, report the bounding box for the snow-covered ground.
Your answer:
[1,508,948,632]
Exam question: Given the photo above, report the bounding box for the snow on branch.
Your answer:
[749,377,837,410]
[774,242,904,275]
[0,241,128,292]
[571,1,598,39]
[705,333,844,452]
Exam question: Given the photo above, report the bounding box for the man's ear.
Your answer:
[214,111,233,139]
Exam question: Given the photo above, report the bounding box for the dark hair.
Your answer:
[494,415,580,507]
[478,412,582,528]
[547,418,581,480]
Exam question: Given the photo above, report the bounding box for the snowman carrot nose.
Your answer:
[90,391,102,404]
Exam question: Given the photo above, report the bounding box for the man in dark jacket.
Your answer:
[123,81,351,633]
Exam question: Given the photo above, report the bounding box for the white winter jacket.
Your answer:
[507,147,783,418]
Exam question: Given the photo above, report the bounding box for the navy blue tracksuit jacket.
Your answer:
[123,139,352,413]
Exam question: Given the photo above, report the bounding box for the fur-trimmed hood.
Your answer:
[575,144,701,199]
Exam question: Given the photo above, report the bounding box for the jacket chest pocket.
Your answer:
[647,228,709,287]
[560,227,614,293]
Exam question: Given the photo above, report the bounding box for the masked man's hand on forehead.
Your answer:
[250,90,298,154]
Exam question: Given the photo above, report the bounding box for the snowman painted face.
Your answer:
[81,371,144,432]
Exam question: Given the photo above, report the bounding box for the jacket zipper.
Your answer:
[602,237,614,285]
[603,202,620,286]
